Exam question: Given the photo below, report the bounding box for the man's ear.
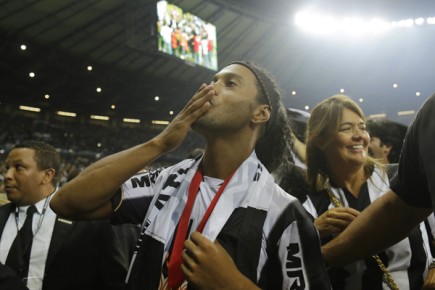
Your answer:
[252,104,271,125]
[383,143,393,156]
[41,168,56,185]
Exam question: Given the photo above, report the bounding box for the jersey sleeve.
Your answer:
[390,93,435,208]
[110,168,163,225]
[273,201,331,290]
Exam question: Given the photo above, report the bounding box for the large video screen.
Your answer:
[156,1,218,71]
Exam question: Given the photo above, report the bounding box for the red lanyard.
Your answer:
[167,167,235,289]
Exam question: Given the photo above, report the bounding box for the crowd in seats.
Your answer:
[0,110,205,190]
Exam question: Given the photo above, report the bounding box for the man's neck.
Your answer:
[202,140,255,180]
[19,186,56,206]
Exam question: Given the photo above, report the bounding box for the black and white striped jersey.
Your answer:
[111,153,332,290]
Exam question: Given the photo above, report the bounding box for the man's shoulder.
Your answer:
[0,203,13,217]
[0,202,12,210]
[266,184,304,220]
[0,193,10,206]
[63,217,110,228]
[50,214,114,237]
[49,217,114,252]
[137,158,196,177]
[273,184,300,204]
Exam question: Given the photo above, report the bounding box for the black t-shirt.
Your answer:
[390,93,435,208]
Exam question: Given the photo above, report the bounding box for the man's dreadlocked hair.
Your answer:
[230,61,294,173]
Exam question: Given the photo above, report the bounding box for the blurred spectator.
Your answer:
[0,175,8,206]
[286,108,310,167]
[367,119,407,164]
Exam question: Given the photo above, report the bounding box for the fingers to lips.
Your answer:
[183,86,214,116]
[197,83,207,92]
[190,85,214,103]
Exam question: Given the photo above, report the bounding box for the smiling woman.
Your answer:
[305,95,375,193]
[322,107,370,173]
[301,94,433,290]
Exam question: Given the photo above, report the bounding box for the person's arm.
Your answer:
[182,232,260,290]
[50,84,214,220]
[322,189,432,266]
[423,265,435,290]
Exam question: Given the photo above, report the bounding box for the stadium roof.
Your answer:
[1,0,435,125]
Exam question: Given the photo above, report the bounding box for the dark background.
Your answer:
[1,0,434,127]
